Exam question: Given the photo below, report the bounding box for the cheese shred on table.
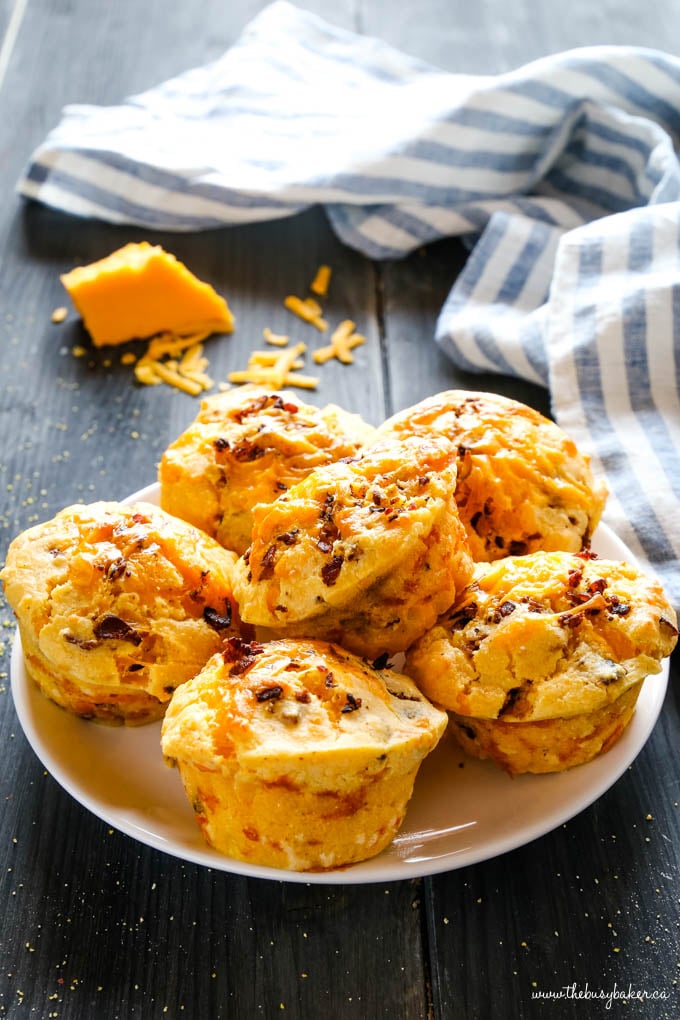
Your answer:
[284,294,328,332]
[310,264,332,297]
[133,330,214,395]
[63,260,362,396]
[313,320,365,365]
[262,327,290,347]
[228,342,319,390]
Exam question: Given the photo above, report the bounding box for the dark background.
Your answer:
[0,2,678,1017]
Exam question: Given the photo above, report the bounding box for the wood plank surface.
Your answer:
[375,8,680,1020]
[0,2,678,1019]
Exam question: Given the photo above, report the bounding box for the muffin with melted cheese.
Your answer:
[405,551,677,774]
[232,433,474,658]
[376,390,607,562]
[159,387,375,555]
[161,637,448,871]
[1,501,241,724]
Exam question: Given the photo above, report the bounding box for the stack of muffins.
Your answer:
[2,386,676,871]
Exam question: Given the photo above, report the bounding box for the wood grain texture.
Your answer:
[0,2,679,1019]
[0,4,421,1019]
[359,0,680,72]
[372,6,680,1019]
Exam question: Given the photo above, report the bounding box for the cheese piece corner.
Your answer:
[60,241,234,347]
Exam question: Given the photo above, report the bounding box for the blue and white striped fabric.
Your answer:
[19,1,680,610]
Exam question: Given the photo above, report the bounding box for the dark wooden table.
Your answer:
[1,2,679,1018]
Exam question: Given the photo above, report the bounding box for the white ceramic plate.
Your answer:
[10,483,669,884]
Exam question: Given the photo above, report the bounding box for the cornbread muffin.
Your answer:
[161,637,448,870]
[232,433,474,658]
[159,387,375,555]
[376,390,607,561]
[405,551,678,774]
[1,501,241,724]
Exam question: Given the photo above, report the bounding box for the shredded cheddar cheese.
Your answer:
[247,351,305,371]
[262,327,290,347]
[228,370,319,390]
[228,342,319,390]
[310,264,332,297]
[57,253,366,397]
[133,330,214,395]
[178,344,214,391]
[147,359,205,396]
[134,359,161,386]
[313,320,366,365]
[284,295,328,332]
[145,330,211,361]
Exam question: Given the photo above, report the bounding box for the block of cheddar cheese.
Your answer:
[60,241,234,346]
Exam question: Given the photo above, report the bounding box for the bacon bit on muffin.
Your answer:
[203,604,233,631]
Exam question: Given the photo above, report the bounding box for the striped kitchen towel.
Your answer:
[18,1,680,610]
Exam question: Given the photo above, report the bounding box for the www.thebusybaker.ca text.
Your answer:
[531,982,671,1010]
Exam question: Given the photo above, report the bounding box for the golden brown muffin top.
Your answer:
[405,550,678,722]
[378,389,608,560]
[195,386,375,449]
[233,432,460,625]
[1,501,239,702]
[161,387,374,502]
[158,388,376,556]
[161,637,447,778]
[2,500,236,616]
